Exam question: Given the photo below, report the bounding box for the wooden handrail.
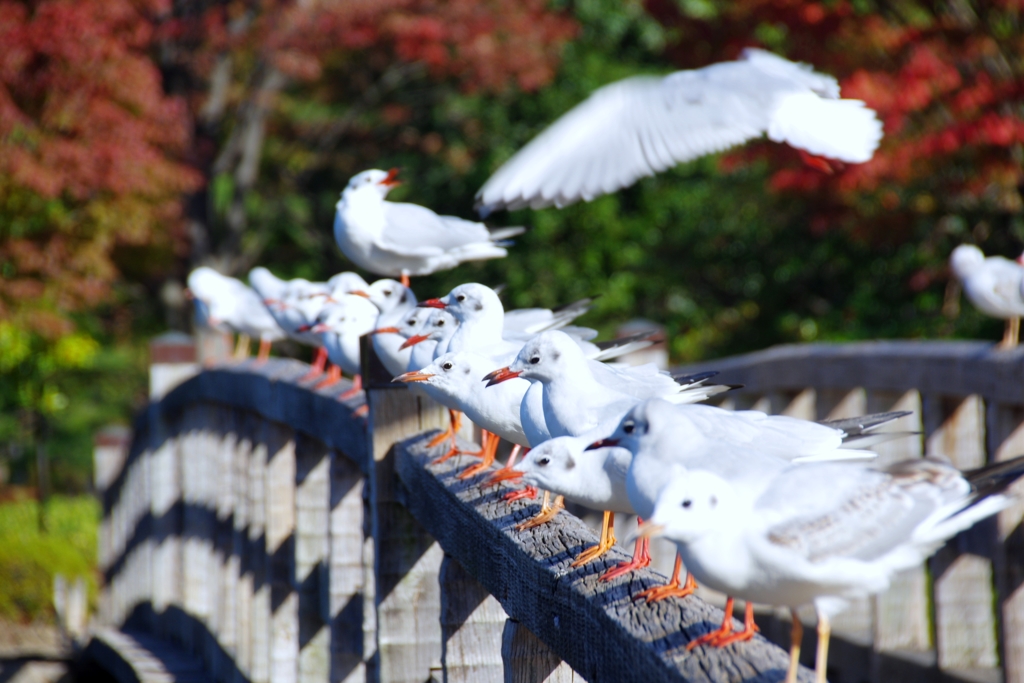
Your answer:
[91,340,1024,683]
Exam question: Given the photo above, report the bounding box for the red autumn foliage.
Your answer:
[645,0,1024,241]
[0,0,199,337]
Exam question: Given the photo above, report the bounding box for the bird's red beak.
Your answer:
[372,326,400,335]
[585,438,619,451]
[379,168,401,187]
[1017,253,1024,266]
[183,288,195,301]
[295,323,313,332]
[483,367,522,386]
[349,290,370,298]
[417,298,446,309]
[399,334,430,350]
[393,371,434,383]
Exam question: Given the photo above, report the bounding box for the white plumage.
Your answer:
[476,48,882,215]
[334,169,524,278]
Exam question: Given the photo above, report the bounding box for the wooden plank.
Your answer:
[439,555,506,683]
[925,395,1000,672]
[295,433,330,683]
[328,450,367,683]
[502,620,577,683]
[867,391,932,655]
[987,402,1024,683]
[265,421,298,683]
[232,410,255,683]
[367,386,448,683]
[678,341,1024,405]
[248,415,271,683]
[394,432,815,683]
[150,407,182,644]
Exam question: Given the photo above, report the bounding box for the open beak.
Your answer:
[399,334,429,350]
[295,323,313,333]
[626,523,666,544]
[349,290,370,298]
[483,367,522,386]
[393,371,434,383]
[585,438,619,451]
[379,167,401,188]
[372,326,400,335]
[417,298,446,309]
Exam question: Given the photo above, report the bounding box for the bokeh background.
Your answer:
[0,0,1022,625]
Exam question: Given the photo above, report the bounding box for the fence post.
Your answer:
[327,447,367,683]
[265,421,298,683]
[296,433,331,683]
[501,620,576,683]
[439,555,506,682]
[924,394,1000,672]
[866,390,932,661]
[986,402,1024,683]
[363,337,448,683]
[248,413,271,683]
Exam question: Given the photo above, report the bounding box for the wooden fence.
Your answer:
[91,339,1024,683]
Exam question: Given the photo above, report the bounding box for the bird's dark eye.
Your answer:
[456,294,466,302]
[623,421,635,434]
[681,499,692,509]
[437,320,445,326]
[442,362,453,370]
[529,357,540,365]
[537,457,550,466]
[383,290,392,296]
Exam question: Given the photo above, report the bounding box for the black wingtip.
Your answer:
[966,454,1024,498]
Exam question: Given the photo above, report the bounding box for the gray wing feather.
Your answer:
[380,202,493,256]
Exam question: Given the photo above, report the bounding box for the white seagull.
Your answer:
[641,456,1024,683]
[476,48,882,215]
[334,169,524,282]
[187,267,285,362]
[949,244,1024,348]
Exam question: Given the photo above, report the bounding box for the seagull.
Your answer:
[476,48,882,215]
[333,169,524,284]
[949,244,1024,348]
[363,279,419,377]
[249,267,369,381]
[484,330,735,439]
[593,399,905,613]
[640,455,1024,683]
[308,294,380,398]
[187,267,285,362]
[513,435,650,577]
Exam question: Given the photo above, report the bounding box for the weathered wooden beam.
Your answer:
[679,341,1024,405]
[439,555,506,682]
[394,433,815,683]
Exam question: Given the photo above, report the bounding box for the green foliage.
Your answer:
[0,495,99,623]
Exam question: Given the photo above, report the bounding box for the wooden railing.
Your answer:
[92,340,1024,683]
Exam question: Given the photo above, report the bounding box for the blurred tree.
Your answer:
[0,0,198,492]
[153,0,576,273]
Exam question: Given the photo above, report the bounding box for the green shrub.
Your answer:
[0,495,99,623]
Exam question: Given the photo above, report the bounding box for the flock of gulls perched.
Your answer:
[184,50,1024,683]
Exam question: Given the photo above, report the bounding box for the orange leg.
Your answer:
[712,601,759,647]
[429,411,483,464]
[484,445,527,487]
[315,364,342,389]
[339,373,363,400]
[572,511,617,567]
[515,491,564,530]
[299,347,328,382]
[400,272,411,287]
[688,599,758,650]
[504,485,538,502]
[351,404,369,418]
[256,338,272,363]
[458,431,501,479]
[635,555,697,603]
[601,519,652,581]
[687,597,736,651]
